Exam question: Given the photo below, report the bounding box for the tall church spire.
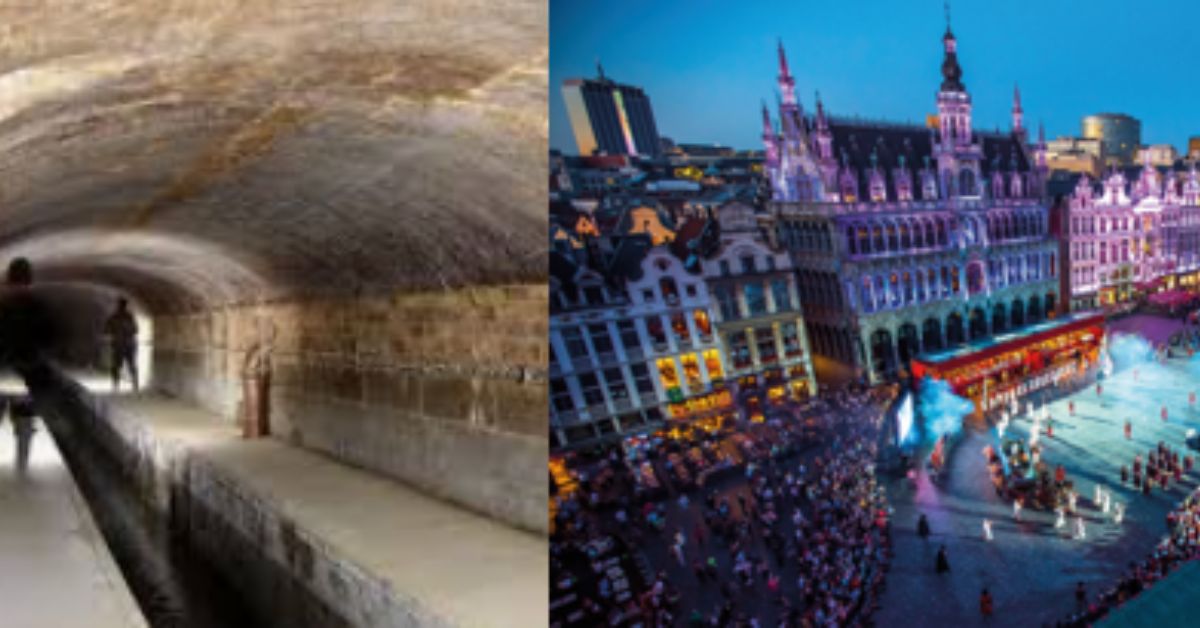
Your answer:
[777,39,797,107]
[940,2,964,92]
[1012,83,1025,139]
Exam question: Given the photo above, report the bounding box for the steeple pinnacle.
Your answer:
[1012,83,1025,137]
[815,90,827,130]
[939,2,964,91]
[777,39,797,107]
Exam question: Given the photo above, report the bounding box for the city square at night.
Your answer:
[548,2,1200,626]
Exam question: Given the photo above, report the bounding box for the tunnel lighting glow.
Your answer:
[0,54,140,129]
[0,229,271,306]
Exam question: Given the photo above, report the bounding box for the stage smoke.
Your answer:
[911,376,974,448]
[1108,333,1154,372]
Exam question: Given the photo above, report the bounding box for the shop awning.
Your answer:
[1148,289,1196,307]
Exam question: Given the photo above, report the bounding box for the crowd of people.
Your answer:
[549,386,897,627]
[1058,485,1200,626]
[1121,441,1194,496]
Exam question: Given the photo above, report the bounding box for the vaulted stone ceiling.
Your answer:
[0,0,548,311]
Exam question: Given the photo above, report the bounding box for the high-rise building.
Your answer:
[1082,113,1141,166]
[562,65,662,158]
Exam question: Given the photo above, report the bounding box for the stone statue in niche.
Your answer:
[240,316,276,438]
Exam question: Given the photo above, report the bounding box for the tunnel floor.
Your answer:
[23,368,547,627]
[0,412,144,627]
[26,375,263,628]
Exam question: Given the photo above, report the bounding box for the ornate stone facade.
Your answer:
[1065,158,1200,309]
[761,22,1057,384]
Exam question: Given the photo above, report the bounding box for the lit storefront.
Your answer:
[911,312,1106,413]
[656,350,736,426]
[666,389,734,421]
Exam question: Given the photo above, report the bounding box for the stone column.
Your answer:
[890,329,902,375]
[746,327,760,372]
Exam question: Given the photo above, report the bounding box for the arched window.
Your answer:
[958,169,977,196]
[846,226,858,255]
[659,277,679,302]
[922,172,938,200]
[872,223,885,251]
[1011,173,1024,198]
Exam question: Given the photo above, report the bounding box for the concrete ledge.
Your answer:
[0,416,147,628]
[63,388,546,628]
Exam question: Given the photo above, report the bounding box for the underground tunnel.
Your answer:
[0,1,548,627]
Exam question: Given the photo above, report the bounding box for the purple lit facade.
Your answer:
[1064,160,1200,310]
[758,24,1059,384]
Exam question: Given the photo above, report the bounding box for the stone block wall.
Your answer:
[151,284,547,533]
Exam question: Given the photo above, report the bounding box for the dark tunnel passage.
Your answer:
[0,1,549,626]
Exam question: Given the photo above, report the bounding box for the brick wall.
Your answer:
[152,284,548,533]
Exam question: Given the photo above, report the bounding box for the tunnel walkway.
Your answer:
[68,384,546,627]
[0,415,145,628]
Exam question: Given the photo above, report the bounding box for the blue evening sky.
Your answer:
[550,1,1198,154]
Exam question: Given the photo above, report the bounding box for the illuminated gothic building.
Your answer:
[1063,159,1200,310]
[760,23,1059,384]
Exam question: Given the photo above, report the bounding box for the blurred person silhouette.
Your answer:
[104,297,138,391]
[0,258,56,475]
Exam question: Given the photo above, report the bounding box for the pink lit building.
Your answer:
[1063,158,1200,309]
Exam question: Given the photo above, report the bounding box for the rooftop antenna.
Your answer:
[944,0,951,31]
[596,58,606,80]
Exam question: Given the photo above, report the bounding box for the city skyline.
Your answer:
[551,0,1200,155]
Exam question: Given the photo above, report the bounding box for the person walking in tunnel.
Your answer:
[104,297,138,392]
[0,258,55,375]
[0,258,56,475]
